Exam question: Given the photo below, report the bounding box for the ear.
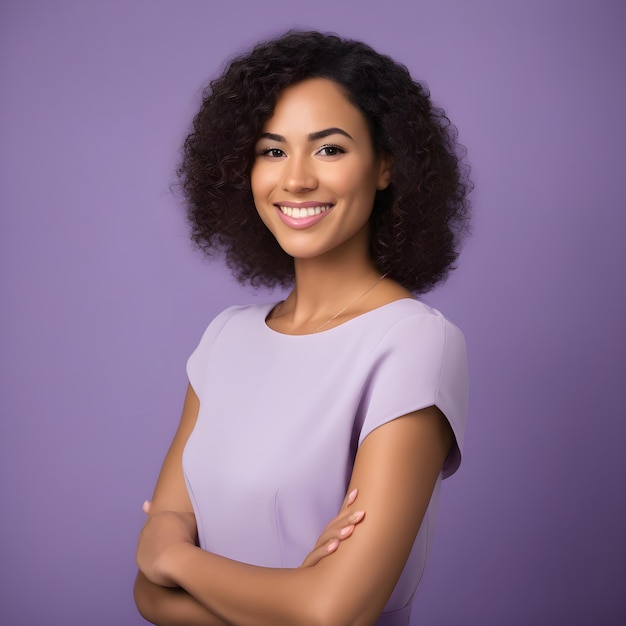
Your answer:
[376,154,393,190]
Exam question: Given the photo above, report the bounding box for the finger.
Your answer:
[312,509,365,551]
[300,539,340,568]
[319,490,359,535]
[340,524,355,538]
[346,509,365,525]
[331,508,366,533]
[343,488,358,509]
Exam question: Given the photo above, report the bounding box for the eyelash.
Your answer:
[256,144,346,158]
[258,147,286,158]
[317,144,346,157]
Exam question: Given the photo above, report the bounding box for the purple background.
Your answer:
[1,1,625,625]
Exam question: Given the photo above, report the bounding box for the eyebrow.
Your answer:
[259,127,354,143]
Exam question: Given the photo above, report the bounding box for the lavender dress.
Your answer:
[182,298,468,625]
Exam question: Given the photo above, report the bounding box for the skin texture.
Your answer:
[135,79,454,625]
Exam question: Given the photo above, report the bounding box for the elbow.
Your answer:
[295,568,382,626]
[133,572,158,624]
[304,594,375,626]
[308,610,372,626]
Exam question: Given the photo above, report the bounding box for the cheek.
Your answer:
[334,159,379,192]
[250,168,275,228]
[250,164,274,200]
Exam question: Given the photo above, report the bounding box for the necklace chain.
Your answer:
[268,273,388,334]
[315,273,388,332]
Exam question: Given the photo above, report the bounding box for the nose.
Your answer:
[281,155,318,193]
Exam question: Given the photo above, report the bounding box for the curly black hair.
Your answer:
[177,30,471,293]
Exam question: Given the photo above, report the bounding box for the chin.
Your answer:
[266,230,329,259]
[276,243,330,260]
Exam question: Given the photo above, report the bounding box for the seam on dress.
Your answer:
[273,488,285,567]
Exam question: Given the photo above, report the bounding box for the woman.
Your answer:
[135,31,471,626]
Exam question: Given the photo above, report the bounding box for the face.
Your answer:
[251,78,391,262]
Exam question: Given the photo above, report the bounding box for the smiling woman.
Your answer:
[135,31,472,626]
[251,78,392,264]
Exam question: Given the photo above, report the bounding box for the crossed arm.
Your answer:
[135,384,452,626]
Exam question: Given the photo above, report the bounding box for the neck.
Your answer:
[279,241,381,329]
[295,259,378,303]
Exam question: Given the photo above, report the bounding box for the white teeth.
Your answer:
[278,205,332,218]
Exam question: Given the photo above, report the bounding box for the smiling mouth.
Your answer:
[277,204,333,218]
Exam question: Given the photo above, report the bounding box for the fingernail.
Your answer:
[327,540,339,552]
[349,510,364,523]
[340,525,354,537]
[347,488,358,504]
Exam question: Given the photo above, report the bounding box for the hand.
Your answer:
[136,508,197,587]
[299,488,365,568]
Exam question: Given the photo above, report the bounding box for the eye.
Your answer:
[258,147,286,158]
[317,144,346,157]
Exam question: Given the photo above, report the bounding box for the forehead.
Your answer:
[262,78,370,138]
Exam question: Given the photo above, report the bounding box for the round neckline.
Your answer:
[262,297,418,337]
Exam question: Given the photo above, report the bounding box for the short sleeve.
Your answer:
[186,306,240,400]
[358,312,468,478]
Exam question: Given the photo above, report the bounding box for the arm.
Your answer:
[134,385,229,625]
[134,386,363,625]
[135,571,231,626]
[138,402,452,626]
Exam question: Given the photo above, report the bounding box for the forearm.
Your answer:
[134,571,231,626]
[166,544,366,626]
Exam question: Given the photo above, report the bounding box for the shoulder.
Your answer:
[362,298,467,390]
[374,299,468,410]
[186,302,275,395]
[195,302,275,341]
[360,299,468,477]
[370,298,465,353]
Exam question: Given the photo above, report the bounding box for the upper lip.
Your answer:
[275,201,334,208]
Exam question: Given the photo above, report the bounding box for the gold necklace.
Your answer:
[268,273,388,334]
[314,272,388,332]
